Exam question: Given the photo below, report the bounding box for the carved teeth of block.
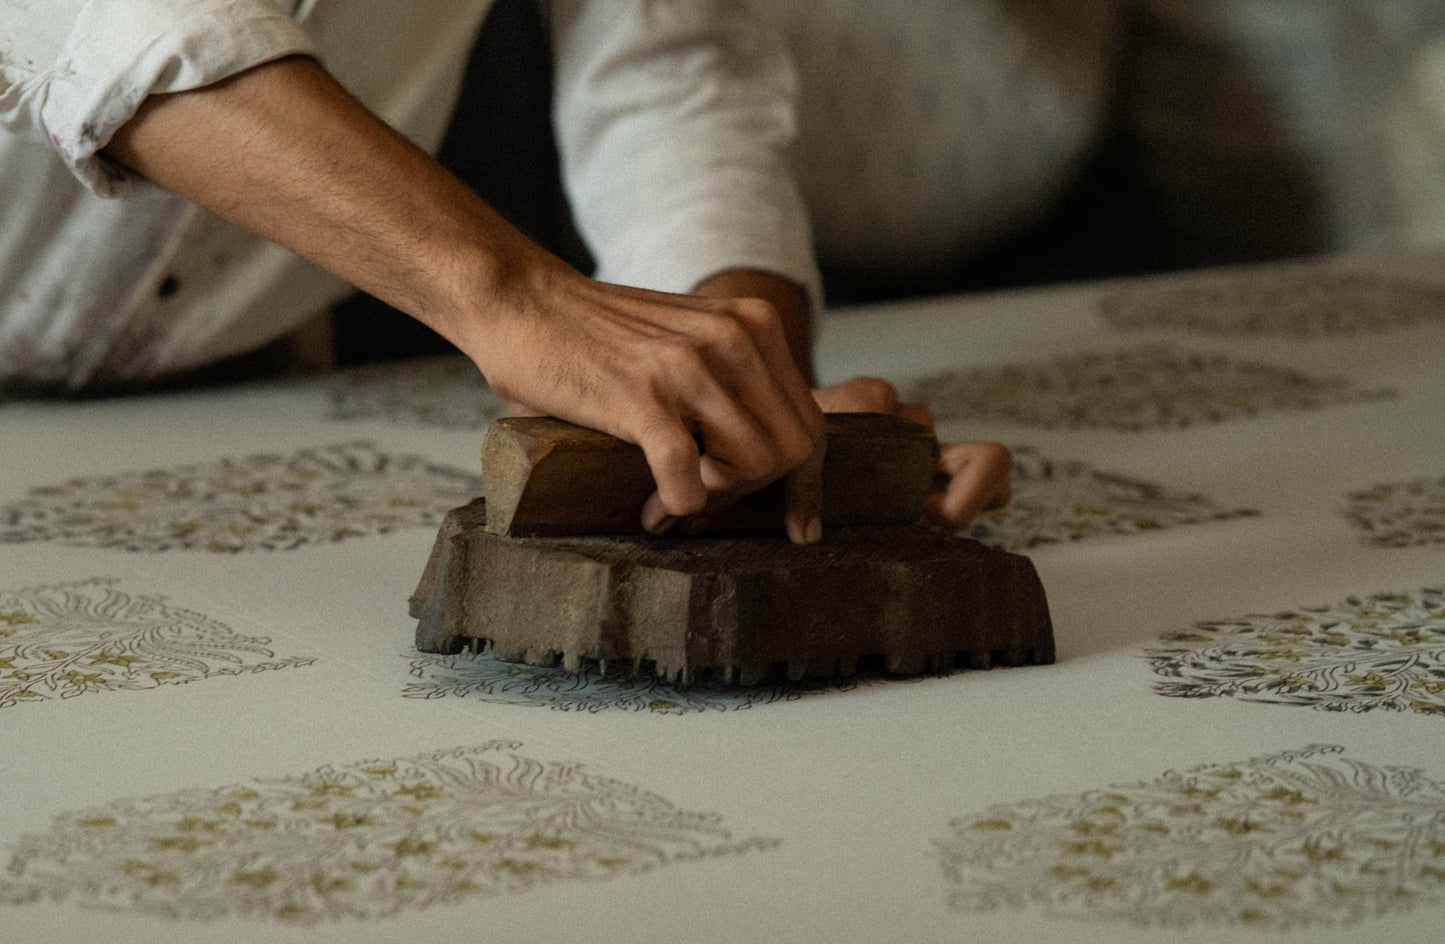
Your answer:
[885,651,924,675]
[737,663,768,687]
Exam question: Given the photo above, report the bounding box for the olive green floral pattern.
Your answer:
[1146,589,1445,716]
[1345,475,1445,550]
[963,447,1257,551]
[0,579,312,709]
[0,742,773,923]
[0,442,480,552]
[326,357,507,429]
[1099,262,1445,337]
[404,648,864,713]
[936,745,1445,929]
[905,344,1393,430]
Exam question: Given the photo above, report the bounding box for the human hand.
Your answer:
[102,58,826,541]
[469,264,825,544]
[811,376,1011,527]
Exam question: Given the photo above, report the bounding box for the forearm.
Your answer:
[104,52,825,538]
[104,55,551,352]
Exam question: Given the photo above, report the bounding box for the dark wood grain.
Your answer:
[481,413,940,537]
[412,499,1055,684]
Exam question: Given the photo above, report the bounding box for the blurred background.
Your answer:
[333,0,1445,363]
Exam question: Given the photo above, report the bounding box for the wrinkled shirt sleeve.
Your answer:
[548,0,823,309]
[0,0,315,195]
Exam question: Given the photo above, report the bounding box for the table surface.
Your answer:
[3,250,1444,943]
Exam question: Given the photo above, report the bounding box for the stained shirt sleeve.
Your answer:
[547,0,823,310]
[0,0,315,196]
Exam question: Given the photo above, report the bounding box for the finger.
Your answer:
[638,374,781,525]
[811,376,900,414]
[781,439,825,545]
[894,400,934,429]
[634,418,708,522]
[926,442,1013,527]
[707,297,821,466]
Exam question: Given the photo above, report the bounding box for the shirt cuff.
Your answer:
[41,1,316,195]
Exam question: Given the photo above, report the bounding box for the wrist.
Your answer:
[692,269,815,383]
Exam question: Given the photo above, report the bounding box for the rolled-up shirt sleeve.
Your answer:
[548,0,823,310]
[0,0,314,195]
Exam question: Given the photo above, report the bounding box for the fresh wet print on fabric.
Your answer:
[404,647,885,714]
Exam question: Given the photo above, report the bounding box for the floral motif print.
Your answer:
[404,648,864,713]
[0,442,480,552]
[1345,475,1445,550]
[1145,589,1445,716]
[1099,263,1445,337]
[0,579,311,709]
[905,344,1392,430]
[326,357,507,429]
[936,745,1445,929]
[0,742,772,923]
[963,447,1257,551]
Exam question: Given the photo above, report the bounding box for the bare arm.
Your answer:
[106,55,824,543]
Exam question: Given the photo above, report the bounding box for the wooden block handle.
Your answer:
[482,413,939,537]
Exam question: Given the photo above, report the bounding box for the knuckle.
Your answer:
[777,425,820,471]
[981,441,1014,473]
[652,336,706,377]
[700,317,757,362]
[730,296,780,327]
[907,403,936,428]
[731,443,779,482]
[848,376,900,409]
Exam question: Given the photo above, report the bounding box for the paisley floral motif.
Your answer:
[0,442,480,552]
[936,745,1445,928]
[326,357,507,429]
[1344,475,1445,550]
[404,648,864,713]
[905,344,1393,430]
[0,742,773,923]
[1099,263,1445,337]
[1145,589,1445,716]
[963,447,1257,551]
[0,579,311,709]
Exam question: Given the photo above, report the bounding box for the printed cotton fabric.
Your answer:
[1,248,1444,943]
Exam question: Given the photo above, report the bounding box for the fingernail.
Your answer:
[805,516,823,545]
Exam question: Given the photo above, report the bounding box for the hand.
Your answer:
[105,58,826,544]
[472,265,826,544]
[812,376,1011,527]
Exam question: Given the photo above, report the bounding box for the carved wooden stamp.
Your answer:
[411,415,1054,684]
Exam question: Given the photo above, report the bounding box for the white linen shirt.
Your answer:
[0,0,819,388]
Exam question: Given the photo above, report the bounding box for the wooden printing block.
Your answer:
[411,413,1053,684]
[410,499,1054,684]
[480,413,942,537]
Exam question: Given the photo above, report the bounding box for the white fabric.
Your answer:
[0,0,820,388]
[2,249,1445,941]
